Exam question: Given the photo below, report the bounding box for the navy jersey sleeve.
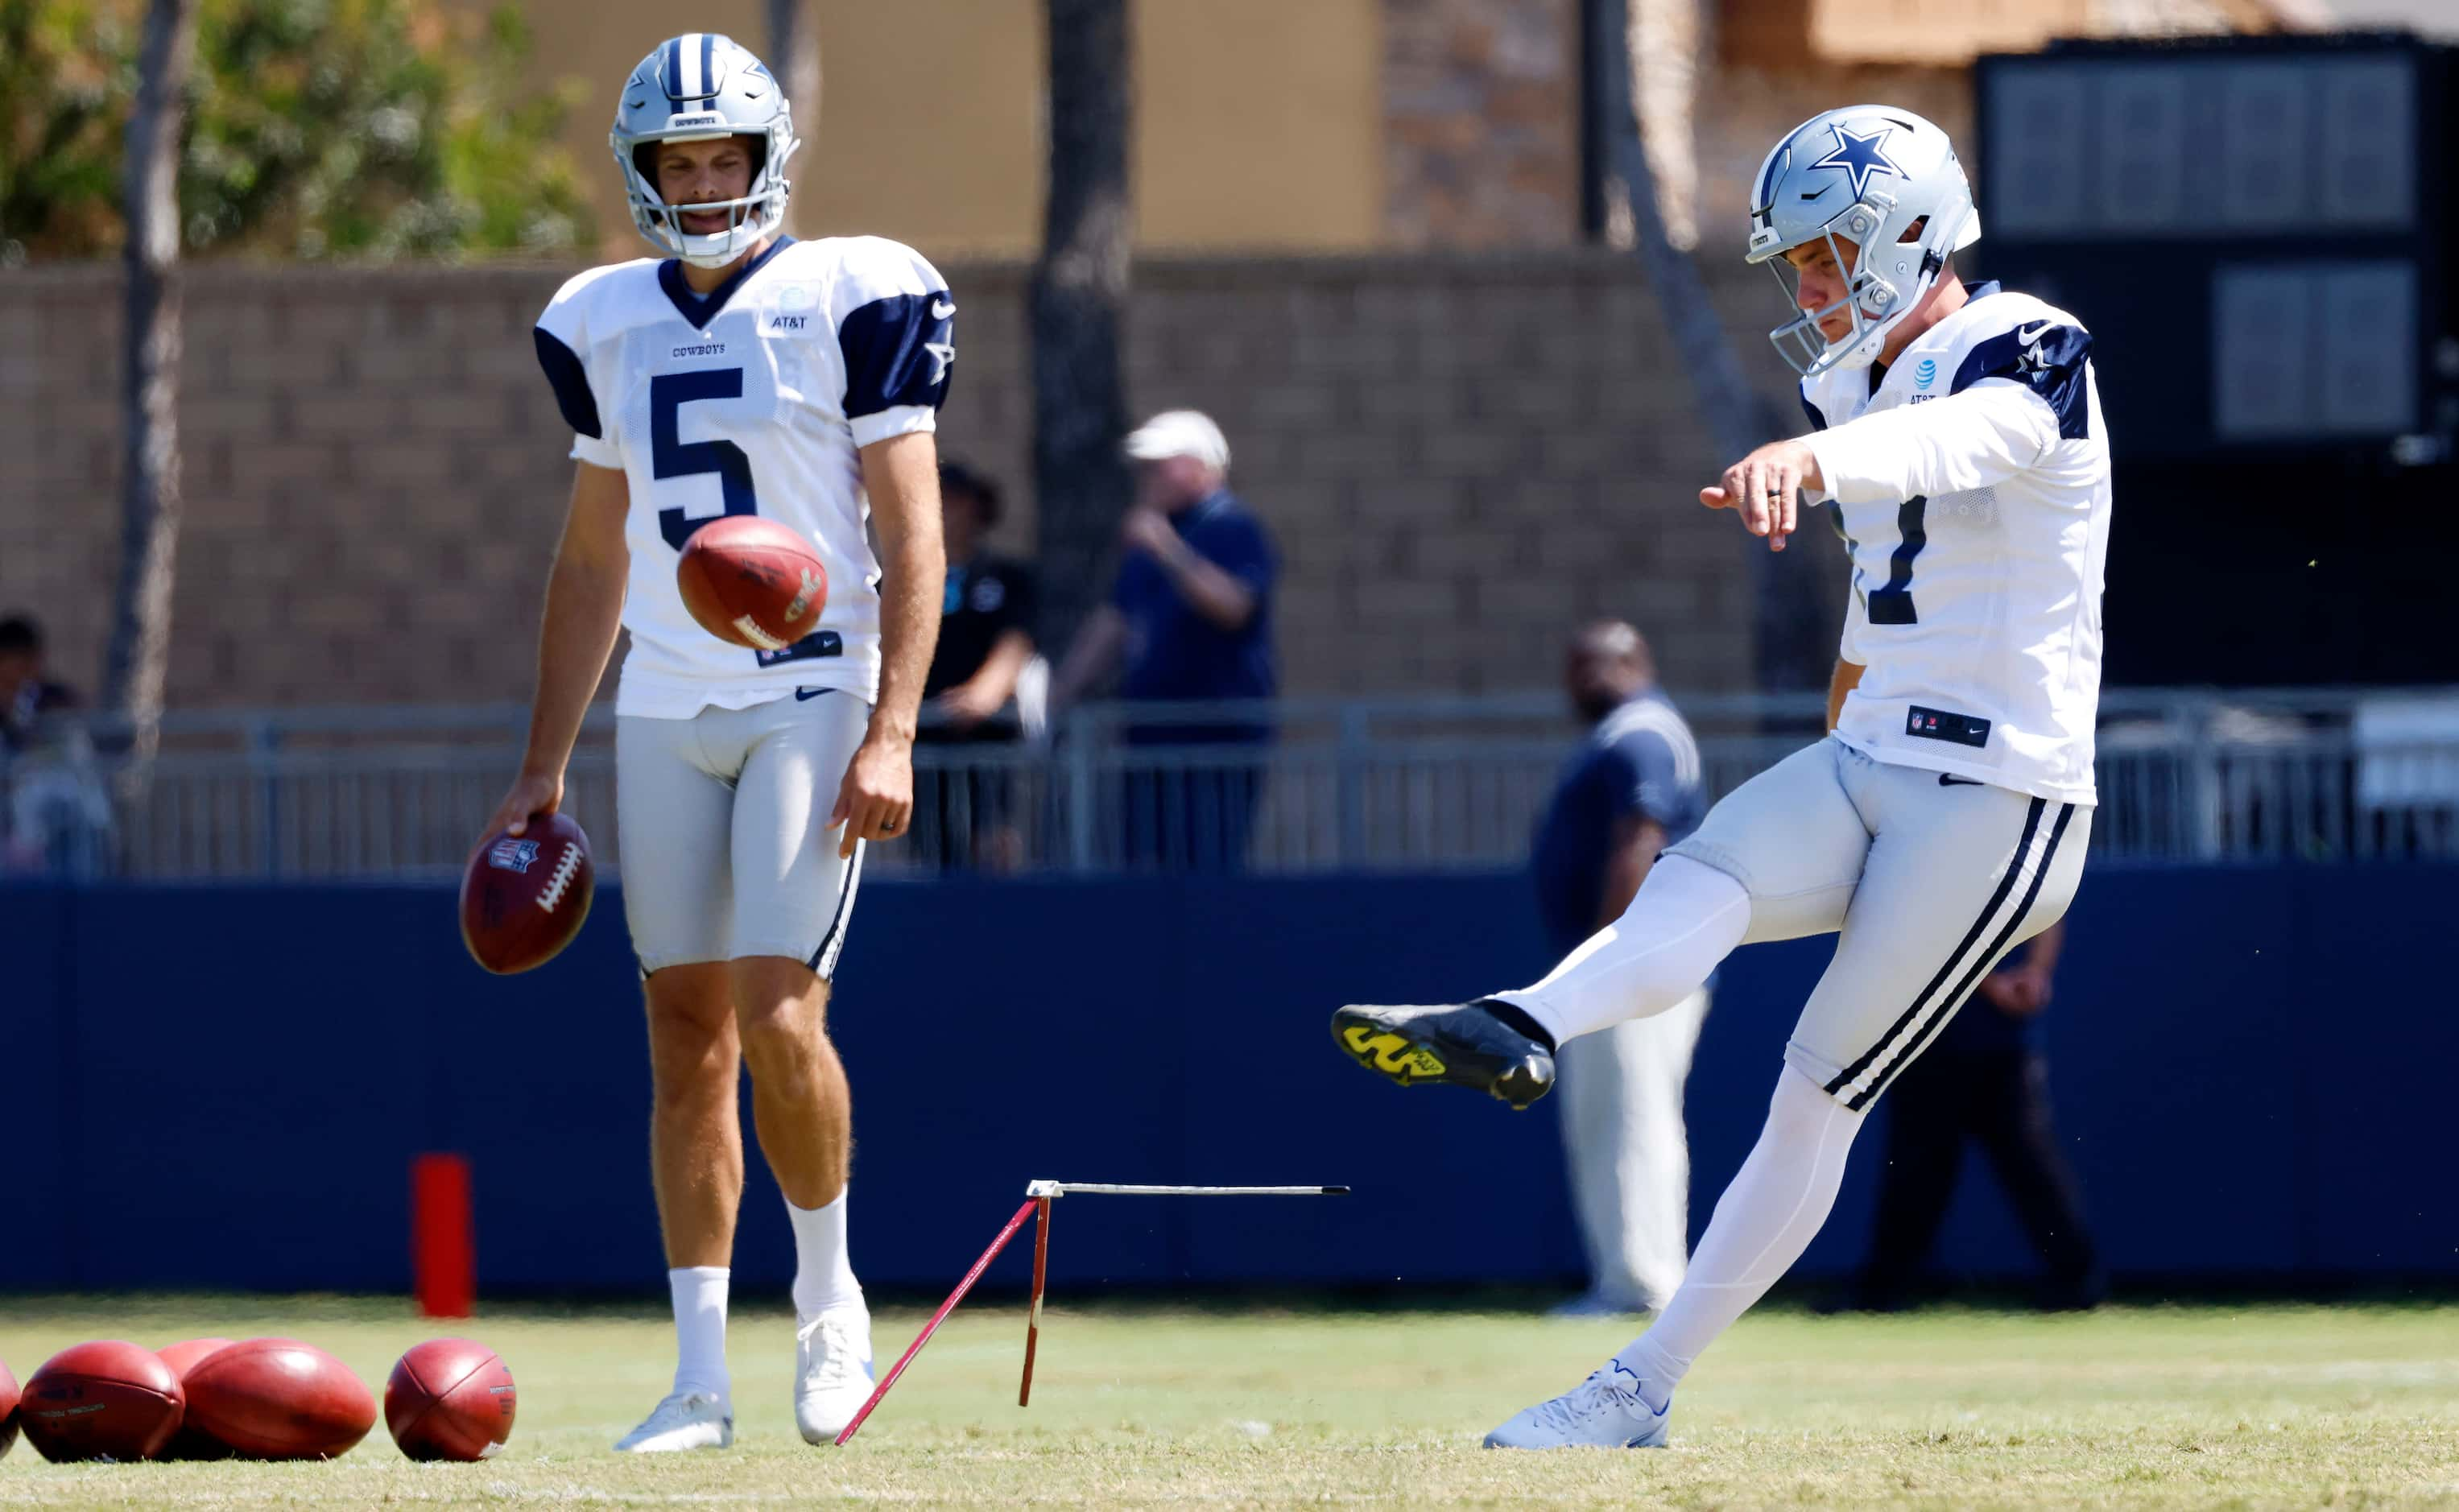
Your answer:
[838,291,956,432]
[830,238,957,448]
[533,266,625,469]
[1951,320,2093,440]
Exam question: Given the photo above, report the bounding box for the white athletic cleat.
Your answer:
[1482,1357,1672,1449]
[614,1389,734,1452]
[794,1305,876,1445]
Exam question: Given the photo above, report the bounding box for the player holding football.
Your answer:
[1333,105,2109,1448]
[483,34,950,1451]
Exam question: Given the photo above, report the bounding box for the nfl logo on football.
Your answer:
[488,838,541,874]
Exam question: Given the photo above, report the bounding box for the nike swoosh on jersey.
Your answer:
[930,297,956,320]
[796,687,834,701]
[2016,320,2052,345]
[1938,773,1984,786]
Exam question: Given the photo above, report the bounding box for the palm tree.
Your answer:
[105,0,200,795]
[767,0,822,238]
[1030,0,1132,652]
[1604,0,1832,692]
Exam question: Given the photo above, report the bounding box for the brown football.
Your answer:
[0,1355,19,1460]
[180,1338,375,1461]
[676,515,829,651]
[155,1339,237,1460]
[19,1341,184,1462]
[459,811,594,975]
[385,1338,516,1462]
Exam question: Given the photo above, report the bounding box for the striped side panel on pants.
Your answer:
[1824,798,2077,1111]
[808,838,866,981]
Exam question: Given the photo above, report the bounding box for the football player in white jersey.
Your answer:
[1331,105,2108,1448]
[481,33,950,1452]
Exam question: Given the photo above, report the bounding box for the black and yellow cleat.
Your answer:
[1330,1001,1556,1110]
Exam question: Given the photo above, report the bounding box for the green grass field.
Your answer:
[3,1294,2457,1508]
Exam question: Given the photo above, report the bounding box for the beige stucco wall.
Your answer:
[473,0,1386,262]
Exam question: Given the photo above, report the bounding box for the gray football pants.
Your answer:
[1668,738,2089,1109]
[616,691,870,977]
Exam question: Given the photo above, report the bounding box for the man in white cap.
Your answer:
[1052,409,1279,870]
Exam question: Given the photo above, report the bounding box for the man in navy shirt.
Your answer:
[1053,411,1278,870]
[1530,622,1709,1315]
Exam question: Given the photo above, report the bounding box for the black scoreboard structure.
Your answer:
[1974,35,2455,686]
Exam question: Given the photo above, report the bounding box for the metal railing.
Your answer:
[4,688,2456,882]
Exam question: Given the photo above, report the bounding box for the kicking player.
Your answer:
[1332,104,2108,1448]
[484,33,950,1451]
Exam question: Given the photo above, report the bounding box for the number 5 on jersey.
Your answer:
[652,368,758,551]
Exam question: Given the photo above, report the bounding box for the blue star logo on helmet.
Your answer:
[1808,123,1904,202]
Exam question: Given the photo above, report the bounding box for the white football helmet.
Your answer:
[611,33,800,268]
[1745,105,1978,377]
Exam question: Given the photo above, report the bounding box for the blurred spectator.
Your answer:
[0,613,109,876]
[1052,410,1278,871]
[0,614,78,753]
[1841,922,2105,1312]
[1532,621,1709,1316]
[918,461,1039,870]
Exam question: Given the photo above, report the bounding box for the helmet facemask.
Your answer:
[1762,207,1961,377]
[616,125,797,269]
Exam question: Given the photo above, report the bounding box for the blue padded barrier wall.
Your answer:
[0,866,2450,1295]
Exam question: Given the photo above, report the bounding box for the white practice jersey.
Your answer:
[533,236,955,717]
[1800,283,2110,805]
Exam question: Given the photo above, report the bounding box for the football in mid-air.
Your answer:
[180,1338,375,1461]
[0,1355,19,1460]
[460,811,594,974]
[676,516,829,651]
[385,1339,517,1462]
[19,1341,184,1462]
[155,1339,237,1460]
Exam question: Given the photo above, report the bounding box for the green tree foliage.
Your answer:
[0,0,595,262]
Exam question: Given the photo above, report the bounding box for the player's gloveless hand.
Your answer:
[484,769,564,841]
[1701,439,1822,552]
[832,733,914,857]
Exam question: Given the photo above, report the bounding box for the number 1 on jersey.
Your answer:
[651,368,759,551]
[1866,495,1928,626]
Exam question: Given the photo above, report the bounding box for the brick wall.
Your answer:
[0,251,1836,710]
[1382,0,1584,249]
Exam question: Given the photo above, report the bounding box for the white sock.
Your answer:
[1490,855,1750,1045]
[1613,1066,1864,1411]
[668,1265,730,1402]
[788,1187,864,1319]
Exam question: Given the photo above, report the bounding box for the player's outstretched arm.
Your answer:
[834,430,947,856]
[1803,382,2061,506]
[486,461,630,839]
